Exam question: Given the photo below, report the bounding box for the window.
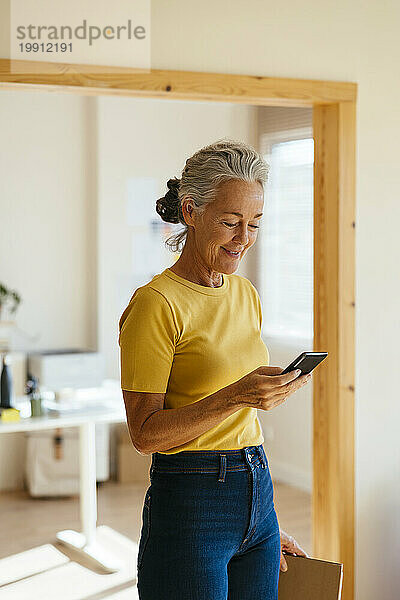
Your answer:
[259,130,314,340]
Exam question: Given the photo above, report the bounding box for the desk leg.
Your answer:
[80,421,97,545]
[56,422,122,573]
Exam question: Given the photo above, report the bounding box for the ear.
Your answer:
[181,197,196,226]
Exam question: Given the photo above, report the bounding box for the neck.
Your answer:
[170,243,223,288]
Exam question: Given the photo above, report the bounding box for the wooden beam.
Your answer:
[0,58,357,106]
[313,102,356,600]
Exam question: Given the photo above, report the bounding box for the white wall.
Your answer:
[0,92,96,490]
[0,92,95,351]
[147,2,400,598]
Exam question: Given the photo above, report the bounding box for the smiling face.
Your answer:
[179,178,264,283]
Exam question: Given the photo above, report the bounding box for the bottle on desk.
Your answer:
[1,353,13,408]
[26,373,42,417]
[0,353,20,422]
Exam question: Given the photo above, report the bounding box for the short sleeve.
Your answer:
[255,292,263,332]
[118,287,177,393]
[245,278,263,332]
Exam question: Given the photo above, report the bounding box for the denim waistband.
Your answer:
[150,444,268,478]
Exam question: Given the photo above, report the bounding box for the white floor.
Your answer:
[0,526,139,600]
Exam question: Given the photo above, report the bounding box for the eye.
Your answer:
[222,222,260,229]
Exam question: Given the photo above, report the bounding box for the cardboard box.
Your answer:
[278,554,343,599]
[116,423,151,483]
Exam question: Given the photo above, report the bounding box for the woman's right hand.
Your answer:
[231,366,312,411]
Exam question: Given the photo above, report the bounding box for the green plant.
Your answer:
[0,283,21,317]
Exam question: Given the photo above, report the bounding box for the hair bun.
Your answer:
[156,177,182,224]
[167,177,181,194]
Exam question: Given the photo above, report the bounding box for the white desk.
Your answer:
[0,387,127,573]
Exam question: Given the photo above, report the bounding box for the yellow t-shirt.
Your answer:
[118,267,269,454]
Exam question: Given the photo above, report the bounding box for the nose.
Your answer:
[233,224,249,246]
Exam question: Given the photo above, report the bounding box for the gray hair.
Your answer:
[155,138,269,253]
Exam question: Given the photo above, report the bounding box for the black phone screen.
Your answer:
[280,352,328,376]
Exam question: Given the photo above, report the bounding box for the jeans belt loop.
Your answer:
[218,454,227,482]
[256,446,267,469]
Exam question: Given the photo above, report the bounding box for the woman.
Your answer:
[119,139,310,600]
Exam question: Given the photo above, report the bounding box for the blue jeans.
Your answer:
[137,444,281,600]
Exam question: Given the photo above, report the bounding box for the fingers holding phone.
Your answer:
[232,365,312,411]
[263,367,312,411]
[264,369,312,410]
[232,352,327,411]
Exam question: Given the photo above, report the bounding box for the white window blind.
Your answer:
[259,132,314,340]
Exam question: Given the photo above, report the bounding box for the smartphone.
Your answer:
[280,352,328,376]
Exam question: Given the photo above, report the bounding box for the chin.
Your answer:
[220,263,240,275]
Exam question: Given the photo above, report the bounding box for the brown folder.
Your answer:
[278,554,343,599]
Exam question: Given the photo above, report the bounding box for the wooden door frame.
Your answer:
[0,59,357,600]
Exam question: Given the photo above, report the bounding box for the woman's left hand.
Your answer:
[280,529,309,572]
